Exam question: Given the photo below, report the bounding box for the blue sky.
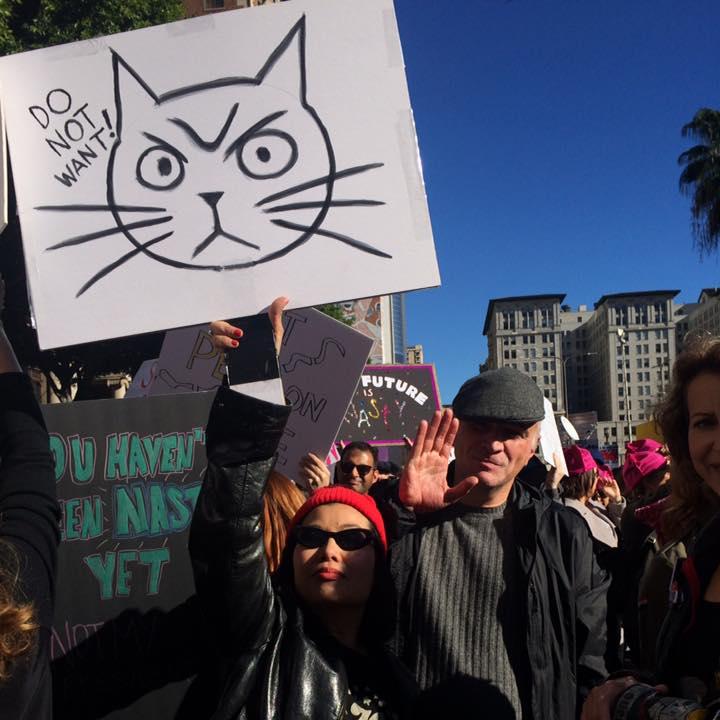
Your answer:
[394,0,720,402]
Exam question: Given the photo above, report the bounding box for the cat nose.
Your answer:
[199,191,224,208]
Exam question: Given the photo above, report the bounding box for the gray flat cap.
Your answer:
[452,367,544,424]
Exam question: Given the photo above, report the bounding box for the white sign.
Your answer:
[539,397,568,477]
[152,324,224,395]
[0,0,439,349]
[124,358,158,398]
[275,308,372,486]
[0,98,6,236]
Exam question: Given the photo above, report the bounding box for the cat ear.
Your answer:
[110,50,159,138]
[255,16,308,103]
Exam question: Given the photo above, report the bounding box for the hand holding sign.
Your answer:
[210,296,289,355]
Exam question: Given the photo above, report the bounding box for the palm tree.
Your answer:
[678,108,720,256]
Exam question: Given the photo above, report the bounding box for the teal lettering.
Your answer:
[166,485,192,532]
[69,435,95,483]
[141,435,164,476]
[64,498,81,540]
[175,433,194,472]
[49,434,67,482]
[84,553,116,600]
[116,550,135,596]
[105,434,129,479]
[127,435,149,478]
[139,548,170,594]
[114,485,149,538]
[80,496,103,539]
[159,435,178,473]
[148,484,170,535]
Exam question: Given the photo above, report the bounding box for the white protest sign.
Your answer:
[0,0,439,349]
[150,323,224,395]
[0,97,6,236]
[275,308,372,485]
[124,357,158,398]
[539,397,568,476]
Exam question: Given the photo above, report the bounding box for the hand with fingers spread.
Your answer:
[298,452,331,492]
[399,409,478,512]
[209,296,290,355]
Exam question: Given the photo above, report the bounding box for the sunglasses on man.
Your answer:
[339,461,375,477]
[294,526,376,551]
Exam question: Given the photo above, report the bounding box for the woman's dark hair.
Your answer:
[274,526,396,649]
[561,470,597,501]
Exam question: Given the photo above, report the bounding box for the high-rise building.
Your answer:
[484,290,681,459]
[340,294,407,365]
[483,294,566,411]
[406,344,424,364]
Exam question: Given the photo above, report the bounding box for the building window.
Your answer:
[521,310,535,329]
[540,308,552,328]
[654,302,667,323]
[204,0,224,8]
[502,311,515,330]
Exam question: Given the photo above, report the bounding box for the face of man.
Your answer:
[453,419,540,495]
[337,449,378,494]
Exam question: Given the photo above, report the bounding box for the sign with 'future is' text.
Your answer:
[340,364,441,445]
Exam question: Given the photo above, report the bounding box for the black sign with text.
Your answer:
[339,364,441,445]
[44,391,215,720]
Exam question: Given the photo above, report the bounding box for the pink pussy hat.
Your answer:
[622,439,667,492]
[563,445,597,476]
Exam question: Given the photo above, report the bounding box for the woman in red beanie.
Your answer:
[189,385,416,720]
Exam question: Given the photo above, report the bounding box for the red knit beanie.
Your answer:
[288,486,388,553]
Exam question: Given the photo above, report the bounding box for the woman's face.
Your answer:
[687,371,720,497]
[293,503,376,610]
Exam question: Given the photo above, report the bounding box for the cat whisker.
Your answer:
[271,219,392,259]
[46,216,172,251]
[263,199,385,214]
[35,204,167,213]
[255,162,385,208]
[76,231,174,297]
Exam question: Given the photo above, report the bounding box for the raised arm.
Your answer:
[0,325,59,599]
[189,384,291,652]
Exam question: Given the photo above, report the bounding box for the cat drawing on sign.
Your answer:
[39,17,390,297]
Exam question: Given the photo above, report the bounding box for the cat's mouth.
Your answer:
[193,190,259,258]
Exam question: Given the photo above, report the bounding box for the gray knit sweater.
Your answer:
[408,502,525,718]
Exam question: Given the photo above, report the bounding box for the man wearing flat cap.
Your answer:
[390,367,608,720]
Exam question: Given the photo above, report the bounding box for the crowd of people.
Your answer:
[0,299,719,720]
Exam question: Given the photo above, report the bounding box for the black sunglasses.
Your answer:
[339,461,374,477]
[294,526,375,551]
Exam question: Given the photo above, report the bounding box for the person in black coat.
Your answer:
[0,325,60,719]
[189,386,416,720]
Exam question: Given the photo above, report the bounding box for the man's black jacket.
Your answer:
[388,475,609,720]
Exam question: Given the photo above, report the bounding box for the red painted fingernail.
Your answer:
[234,330,242,337]
[231,340,239,347]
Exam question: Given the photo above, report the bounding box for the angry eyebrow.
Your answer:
[169,103,239,152]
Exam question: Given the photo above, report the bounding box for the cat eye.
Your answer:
[136,146,186,191]
[235,129,298,180]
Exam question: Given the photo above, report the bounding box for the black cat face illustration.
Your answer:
[41,17,390,297]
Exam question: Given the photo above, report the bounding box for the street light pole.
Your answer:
[616,328,633,443]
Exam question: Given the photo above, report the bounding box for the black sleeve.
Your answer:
[0,374,60,610]
[189,387,290,654]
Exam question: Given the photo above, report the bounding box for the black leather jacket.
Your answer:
[189,387,415,720]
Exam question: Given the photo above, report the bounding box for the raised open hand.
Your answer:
[399,409,477,512]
